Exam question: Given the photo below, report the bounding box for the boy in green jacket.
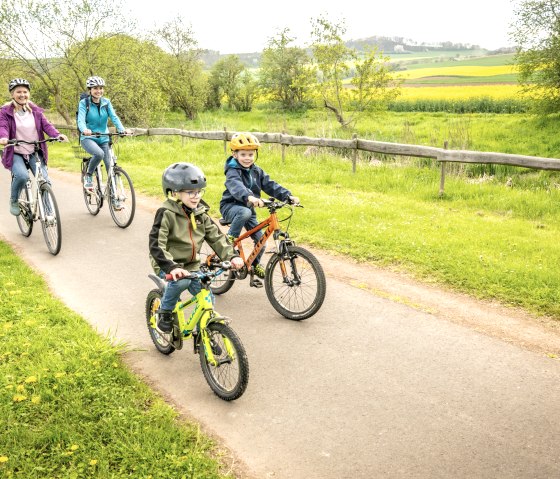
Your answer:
[149,162,243,333]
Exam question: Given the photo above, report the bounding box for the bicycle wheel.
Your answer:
[82,169,102,215]
[109,167,135,228]
[145,289,175,355]
[16,187,33,237]
[200,241,236,295]
[39,184,61,255]
[199,321,249,401]
[265,245,326,320]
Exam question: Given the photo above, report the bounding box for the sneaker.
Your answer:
[83,174,93,190]
[157,310,173,333]
[112,200,123,211]
[252,263,266,279]
[9,200,20,216]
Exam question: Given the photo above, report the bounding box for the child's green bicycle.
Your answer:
[145,262,249,401]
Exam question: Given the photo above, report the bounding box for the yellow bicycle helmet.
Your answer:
[229,132,260,151]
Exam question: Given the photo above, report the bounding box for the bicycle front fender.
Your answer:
[148,273,166,293]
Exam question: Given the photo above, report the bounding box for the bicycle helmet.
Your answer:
[86,76,105,88]
[162,162,207,195]
[229,132,260,151]
[8,78,31,92]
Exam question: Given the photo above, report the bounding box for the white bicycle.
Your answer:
[6,138,62,255]
[77,132,135,228]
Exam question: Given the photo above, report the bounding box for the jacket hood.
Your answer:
[224,156,253,173]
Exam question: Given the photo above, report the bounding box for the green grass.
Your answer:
[48,110,560,319]
[399,53,515,70]
[0,241,234,478]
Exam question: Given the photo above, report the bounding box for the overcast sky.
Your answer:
[123,0,519,53]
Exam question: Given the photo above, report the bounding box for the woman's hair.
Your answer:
[10,99,31,112]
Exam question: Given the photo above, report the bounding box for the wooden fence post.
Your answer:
[439,140,448,197]
[181,125,185,147]
[223,127,227,157]
[281,129,286,163]
[352,133,358,173]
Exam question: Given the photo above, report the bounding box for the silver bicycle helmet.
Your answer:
[8,78,31,92]
[162,162,207,195]
[86,76,105,88]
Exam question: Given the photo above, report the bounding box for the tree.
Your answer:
[208,55,247,110]
[511,0,560,113]
[310,16,400,127]
[0,0,133,124]
[259,29,315,111]
[154,17,207,120]
[232,70,258,112]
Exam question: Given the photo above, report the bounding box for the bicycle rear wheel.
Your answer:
[145,289,175,355]
[200,241,236,295]
[39,184,61,255]
[82,166,102,215]
[265,245,326,320]
[109,167,135,228]
[199,321,249,401]
[16,187,33,237]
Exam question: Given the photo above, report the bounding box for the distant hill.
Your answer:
[199,35,514,69]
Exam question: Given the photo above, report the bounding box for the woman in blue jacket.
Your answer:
[77,76,131,190]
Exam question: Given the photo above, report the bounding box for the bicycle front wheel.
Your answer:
[109,167,135,228]
[82,169,102,215]
[265,245,326,320]
[39,184,61,255]
[199,322,249,401]
[16,187,33,237]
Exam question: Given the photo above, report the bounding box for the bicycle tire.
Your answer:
[109,167,135,228]
[39,184,62,255]
[82,168,102,215]
[145,289,175,355]
[265,245,326,320]
[200,241,236,295]
[16,187,33,237]
[199,321,249,401]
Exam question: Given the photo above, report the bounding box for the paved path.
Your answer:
[1,169,560,478]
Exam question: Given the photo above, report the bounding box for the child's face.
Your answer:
[233,149,256,168]
[176,189,204,209]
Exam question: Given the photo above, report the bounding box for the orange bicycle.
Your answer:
[202,198,326,321]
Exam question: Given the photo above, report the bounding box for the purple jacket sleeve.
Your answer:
[39,112,60,138]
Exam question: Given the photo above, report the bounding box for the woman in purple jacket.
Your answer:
[0,78,68,216]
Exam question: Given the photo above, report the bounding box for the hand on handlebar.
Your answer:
[168,267,191,281]
[0,138,8,146]
[289,195,300,206]
[57,134,69,142]
[83,128,93,136]
[248,195,264,208]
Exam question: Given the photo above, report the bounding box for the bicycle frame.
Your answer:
[148,278,236,366]
[22,154,48,220]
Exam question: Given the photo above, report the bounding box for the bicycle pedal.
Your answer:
[249,278,263,288]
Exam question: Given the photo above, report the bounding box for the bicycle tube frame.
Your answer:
[236,212,281,267]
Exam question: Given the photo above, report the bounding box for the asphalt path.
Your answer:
[1,168,560,478]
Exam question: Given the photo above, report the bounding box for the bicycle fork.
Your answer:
[274,235,301,286]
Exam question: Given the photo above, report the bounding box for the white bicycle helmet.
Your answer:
[8,78,31,92]
[86,76,105,88]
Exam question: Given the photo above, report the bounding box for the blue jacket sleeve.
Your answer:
[77,99,88,133]
[258,167,292,201]
[107,100,125,132]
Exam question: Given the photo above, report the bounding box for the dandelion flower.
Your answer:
[12,394,27,402]
[31,396,41,404]
[16,385,25,392]
[70,445,79,451]
[25,376,37,383]
[0,456,8,463]
[89,459,98,466]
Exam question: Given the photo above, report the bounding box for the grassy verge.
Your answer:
[48,111,560,319]
[0,241,234,478]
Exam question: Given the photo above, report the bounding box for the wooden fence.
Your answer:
[56,125,560,195]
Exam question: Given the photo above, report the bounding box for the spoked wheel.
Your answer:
[16,187,33,237]
[145,289,175,355]
[109,167,135,228]
[39,184,61,255]
[82,169,102,215]
[199,322,249,401]
[200,241,236,295]
[265,245,326,320]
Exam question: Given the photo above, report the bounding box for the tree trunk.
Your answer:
[323,99,347,127]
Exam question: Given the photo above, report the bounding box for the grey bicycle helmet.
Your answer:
[86,76,105,88]
[9,78,31,92]
[162,162,207,195]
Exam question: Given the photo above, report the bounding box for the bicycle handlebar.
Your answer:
[5,137,62,147]
[261,198,304,209]
[90,132,133,137]
[165,261,232,281]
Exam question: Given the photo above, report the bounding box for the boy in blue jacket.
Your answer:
[219,132,299,286]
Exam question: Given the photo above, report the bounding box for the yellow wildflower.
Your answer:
[89,459,98,466]
[25,376,37,383]
[31,396,41,404]
[16,385,25,392]
[70,445,79,451]
[0,456,8,463]
[54,372,66,378]
[12,394,27,402]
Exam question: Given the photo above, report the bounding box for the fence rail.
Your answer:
[56,125,560,194]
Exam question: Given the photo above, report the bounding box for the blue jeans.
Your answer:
[81,139,111,175]
[10,153,49,202]
[222,204,264,265]
[159,271,204,311]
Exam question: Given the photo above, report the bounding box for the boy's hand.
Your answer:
[231,257,244,269]
[168,267,190,280]
[289,195,300,205]
[248,196,264,208]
